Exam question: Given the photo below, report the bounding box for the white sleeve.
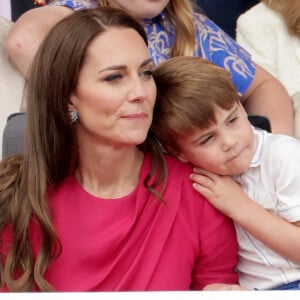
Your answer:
[269,136,300,222]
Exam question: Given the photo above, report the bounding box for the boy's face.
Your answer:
[175,103,256,176]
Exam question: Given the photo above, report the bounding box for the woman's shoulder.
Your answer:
[165,154,193,173]
[162,155,235,229]
[143,154,194,186]
[163,155,205,200]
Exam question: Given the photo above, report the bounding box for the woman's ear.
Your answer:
[68,94,80,124]
[68,93,78,111]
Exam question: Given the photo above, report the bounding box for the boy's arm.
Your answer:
[5,5,73,77]
[190,169,300,264]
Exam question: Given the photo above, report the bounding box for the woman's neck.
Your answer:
[75,146,144,199]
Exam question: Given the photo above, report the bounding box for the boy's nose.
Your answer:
[221,133,238,151]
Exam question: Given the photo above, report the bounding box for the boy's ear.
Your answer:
[165,145,189,163]
[177,153,189,163]
[164,145,177,155]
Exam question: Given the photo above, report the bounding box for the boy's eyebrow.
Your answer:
[98,58,153,73]
[220,105,239,125]
[191,130,211,145]
[227,106,238,118]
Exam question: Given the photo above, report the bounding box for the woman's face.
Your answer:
[108,0,170,21]
[70,27,156,148]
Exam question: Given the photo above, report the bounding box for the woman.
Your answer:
[0,7,239,291]
[5,0,294,136]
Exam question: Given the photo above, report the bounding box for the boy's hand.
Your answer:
[190,168,248,219]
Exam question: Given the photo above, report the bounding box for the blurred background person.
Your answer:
[236,0,300,138]
[196,0,258,38]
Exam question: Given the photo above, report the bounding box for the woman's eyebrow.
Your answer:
[140,58,153,68]
[98,58,153,73]
[98,65,126,73]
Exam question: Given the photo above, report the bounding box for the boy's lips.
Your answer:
[228,148,244,162]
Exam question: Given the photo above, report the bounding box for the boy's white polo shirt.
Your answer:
[233,128,300,290]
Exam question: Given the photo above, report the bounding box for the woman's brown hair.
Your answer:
[0,6,166,291]
[262,0,300,36]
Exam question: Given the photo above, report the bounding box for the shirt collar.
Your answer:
[249,127,266,168]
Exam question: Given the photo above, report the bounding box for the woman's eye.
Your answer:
[141,69,153,79]
[104,73,123,82]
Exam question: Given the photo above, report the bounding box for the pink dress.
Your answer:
[1,154,238,291]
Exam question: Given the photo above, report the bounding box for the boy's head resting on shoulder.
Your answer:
[151,57,256,176]
[151,57,240,150]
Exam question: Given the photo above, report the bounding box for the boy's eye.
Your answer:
[200,135,213,145]
[229,116,238,124]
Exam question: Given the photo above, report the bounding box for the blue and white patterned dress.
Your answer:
[48,0,256,95]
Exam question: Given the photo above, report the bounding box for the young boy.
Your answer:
[151,57,300,290]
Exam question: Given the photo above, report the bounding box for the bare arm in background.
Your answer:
[242,63,294,136]
[5,5,73,77]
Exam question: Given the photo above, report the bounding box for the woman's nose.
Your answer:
[127,77,148,102]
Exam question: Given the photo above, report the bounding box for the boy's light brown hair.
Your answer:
[151,57,240,151]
